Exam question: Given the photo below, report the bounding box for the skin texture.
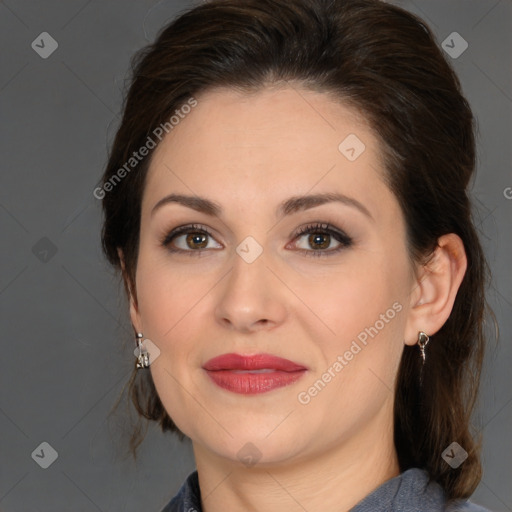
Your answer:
[122,85,467,512]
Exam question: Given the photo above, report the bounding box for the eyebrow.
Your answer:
[150,192,373,221]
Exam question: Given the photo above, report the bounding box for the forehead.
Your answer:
[142,85,389,217]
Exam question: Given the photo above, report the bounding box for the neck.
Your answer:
[193,403,400,512]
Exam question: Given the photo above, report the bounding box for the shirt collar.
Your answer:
[160,467,483,512]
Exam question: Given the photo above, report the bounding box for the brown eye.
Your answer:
[290,222,353,257]
[185,232,209,249]
[161,224,223,254]
[307,233,332,250]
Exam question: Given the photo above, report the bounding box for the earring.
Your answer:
[136,332,150,369]
[417,331,429,364]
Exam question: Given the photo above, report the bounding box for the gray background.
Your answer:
[1,1,511,511]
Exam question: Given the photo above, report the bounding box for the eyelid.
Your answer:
[161,221,353,256]
[291,222,352,243]
[287,222,354,256]
[160,223,222,250]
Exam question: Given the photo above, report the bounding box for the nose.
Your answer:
[214,247,288,333]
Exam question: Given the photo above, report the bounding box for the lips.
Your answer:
[203,353,307,372]
[203,353,308,394]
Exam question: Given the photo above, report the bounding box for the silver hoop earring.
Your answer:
[417,331,429,364]
[136,332,150,369]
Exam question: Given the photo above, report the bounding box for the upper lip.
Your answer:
[203,353,307,372]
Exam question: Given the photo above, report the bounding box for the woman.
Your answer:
[99,0,494,510]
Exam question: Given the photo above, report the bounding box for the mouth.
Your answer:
[202,353,308,394]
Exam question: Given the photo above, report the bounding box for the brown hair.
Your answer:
[100,0,493,499]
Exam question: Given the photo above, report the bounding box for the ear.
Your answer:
[117,248,142,334]
[404,233,467,346]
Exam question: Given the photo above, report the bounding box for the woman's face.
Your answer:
[130,85,420,466]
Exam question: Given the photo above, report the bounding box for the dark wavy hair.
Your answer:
[100,0,493,500]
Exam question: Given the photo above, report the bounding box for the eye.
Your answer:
[290,222,353,257]
[161,221,353,258]
[161,224,222,254]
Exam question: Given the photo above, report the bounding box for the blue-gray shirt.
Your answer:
[159,468,492,512]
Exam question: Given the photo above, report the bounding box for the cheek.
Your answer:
[135,248,209,338]
[133,252,227,400]
[304,250,408,377]
[298,270,406,418]
[135,259,211,430]
[299,254,396,331]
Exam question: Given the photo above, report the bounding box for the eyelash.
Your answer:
[160,222,354,258]
[293,222,353,257]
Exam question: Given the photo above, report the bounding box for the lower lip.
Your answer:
[204,369,307,394]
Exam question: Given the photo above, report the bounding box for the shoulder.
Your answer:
[399,468,493,512]
[350,467,494,512]
[445,499,494,512]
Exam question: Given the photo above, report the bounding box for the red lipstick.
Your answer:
[203,353,307,394]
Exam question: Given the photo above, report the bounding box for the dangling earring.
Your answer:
[417,331,429,387]
[417,331,429,364]
[136,332,150,369]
